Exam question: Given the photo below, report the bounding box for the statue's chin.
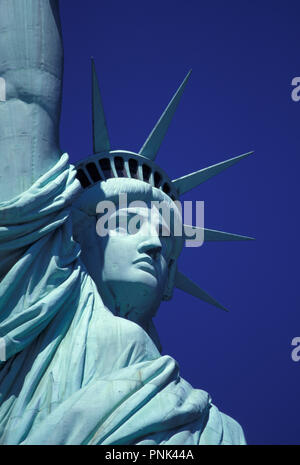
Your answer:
[133,269,159,289]
[121,278,160,303]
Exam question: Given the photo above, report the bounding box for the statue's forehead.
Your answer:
[116,205,162,214]
[113,206,171,228]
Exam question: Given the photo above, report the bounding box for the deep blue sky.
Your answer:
[59,0,300,445]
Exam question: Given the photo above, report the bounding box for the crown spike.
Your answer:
[139,70,192,161]
[92,58,111,154]
[172,151,253,196]
[183,225,255,242]
[175,271,228,312]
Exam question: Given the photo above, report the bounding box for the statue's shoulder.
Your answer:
[219,411,246,445]
[200,403,246,445]
[94,306,161,363]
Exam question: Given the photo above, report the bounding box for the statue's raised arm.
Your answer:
[0,0,63,202]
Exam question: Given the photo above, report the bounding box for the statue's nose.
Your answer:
[145,246,162,261]
[138,240,162,260]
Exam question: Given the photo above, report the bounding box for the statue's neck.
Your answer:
[99,280,159,328]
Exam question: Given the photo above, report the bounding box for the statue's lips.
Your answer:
[132,257,157,277]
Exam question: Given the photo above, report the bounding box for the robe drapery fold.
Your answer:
[0,154,246,444]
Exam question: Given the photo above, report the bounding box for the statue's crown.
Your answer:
[74,59,254,311]
[76,149,178,201]
[76,60,192,201]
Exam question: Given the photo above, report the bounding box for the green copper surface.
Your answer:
[92,59,111,154]
[0,0,249,445]
[139,70,192,160]
[172,151,254,196]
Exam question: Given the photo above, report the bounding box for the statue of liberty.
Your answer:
[0,0,253,445]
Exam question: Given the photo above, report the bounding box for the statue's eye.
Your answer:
[127,214,144,235]
[114,214,129,234]
[109,212,144,235]
[107,213,128,235]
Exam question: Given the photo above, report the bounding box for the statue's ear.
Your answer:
[162,258,177,301]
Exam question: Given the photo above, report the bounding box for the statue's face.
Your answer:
[99,205,175,324]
